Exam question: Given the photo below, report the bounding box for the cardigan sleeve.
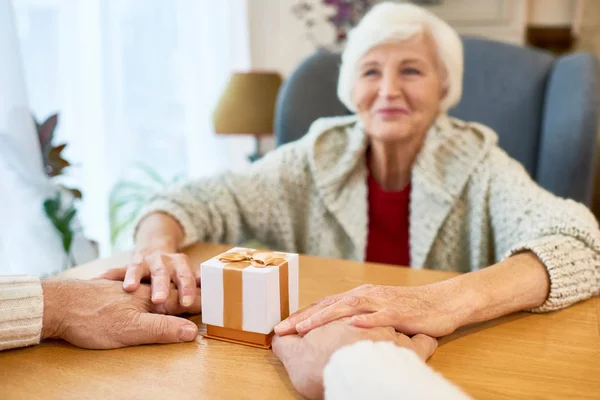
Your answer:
[323,341,471,400]
[0,275,44,351]
[487,148,600,312]
[134,140,311,250]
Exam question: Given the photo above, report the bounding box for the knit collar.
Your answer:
[409,114,497,267]
[307,113,497,265]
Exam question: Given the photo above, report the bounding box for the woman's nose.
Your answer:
[378,73,402,98]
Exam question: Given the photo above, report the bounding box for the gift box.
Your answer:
[201,247,299,348]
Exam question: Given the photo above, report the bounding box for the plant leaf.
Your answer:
[109,180,156,196]
[132,163,167,186]
[43,199,54,216]
[109,196,147,219]
[63,208,77,225]
[62,230,73,253]
[109,163,180,249]
[38,113,59,152]
[59,185,83,199]
[42,192,77,255]
[110,210,142,245]
[43,197,60,218]
[46,143,70,177]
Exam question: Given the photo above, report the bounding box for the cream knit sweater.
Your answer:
[139,114,600,312]
[0,275,43,350]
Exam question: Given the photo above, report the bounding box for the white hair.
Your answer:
[337,2,463,113]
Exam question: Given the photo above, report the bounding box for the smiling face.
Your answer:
[351,32,446,144]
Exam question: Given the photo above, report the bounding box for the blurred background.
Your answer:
[1,0,599,276]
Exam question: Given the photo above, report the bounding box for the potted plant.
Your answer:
[34,113,91,267]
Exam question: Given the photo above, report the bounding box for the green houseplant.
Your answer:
[34,113,83,265]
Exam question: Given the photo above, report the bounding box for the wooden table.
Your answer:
[1,243,599,399]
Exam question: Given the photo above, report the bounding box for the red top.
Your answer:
[365,164,411,267]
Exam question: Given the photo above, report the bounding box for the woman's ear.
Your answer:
[439,83,448,101]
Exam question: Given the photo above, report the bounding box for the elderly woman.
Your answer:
[102,3,599,342]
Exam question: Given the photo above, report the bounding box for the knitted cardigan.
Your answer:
[138,114,600,312]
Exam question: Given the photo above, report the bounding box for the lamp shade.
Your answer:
[213,72,283,135]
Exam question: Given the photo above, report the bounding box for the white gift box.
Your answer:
[201,247,299,336]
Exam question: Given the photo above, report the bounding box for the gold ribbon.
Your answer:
[218,249,290,331]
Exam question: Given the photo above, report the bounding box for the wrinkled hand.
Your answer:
[97,245,199,308]
[41,279,201,349]
[275,283,467,337]
[272,318,437,399]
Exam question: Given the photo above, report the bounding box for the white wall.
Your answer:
[248,0,333,77]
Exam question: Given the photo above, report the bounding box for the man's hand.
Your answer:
[272,318,437,399]
[41,280,200,349]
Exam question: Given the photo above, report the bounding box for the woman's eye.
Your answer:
[403,67,421,75]
[363,69,379,77]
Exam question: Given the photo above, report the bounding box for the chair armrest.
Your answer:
[537,52,600,205]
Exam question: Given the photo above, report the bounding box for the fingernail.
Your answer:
[124,279,135,287]
[296,319,310,331]
[274,321,289,332]
[182,295,193,307]
[353,315,365,322]
[153,291,167,301]
[178,325,197,342]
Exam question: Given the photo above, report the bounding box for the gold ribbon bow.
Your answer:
[218,249,286,268]
[218,249,290,331]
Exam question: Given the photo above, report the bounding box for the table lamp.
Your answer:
[213,71,283,162]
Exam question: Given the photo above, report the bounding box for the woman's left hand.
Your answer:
[274,282,471,337]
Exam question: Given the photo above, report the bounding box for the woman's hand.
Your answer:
[98,244,199,308]
[274,282,473,337]
[272,318,437,399]
[97,212,198,308]
[274,253,550,338]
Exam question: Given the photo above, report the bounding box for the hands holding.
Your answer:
[272,283,452,399]
[98,212,199,309]
[272,318,437,399]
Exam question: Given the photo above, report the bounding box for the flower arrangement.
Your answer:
[292,0,442,48]
[292,0,376,48]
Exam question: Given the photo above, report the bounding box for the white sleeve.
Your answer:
[323,341,471,400]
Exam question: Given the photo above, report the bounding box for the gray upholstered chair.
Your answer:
[274,36,600,205]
